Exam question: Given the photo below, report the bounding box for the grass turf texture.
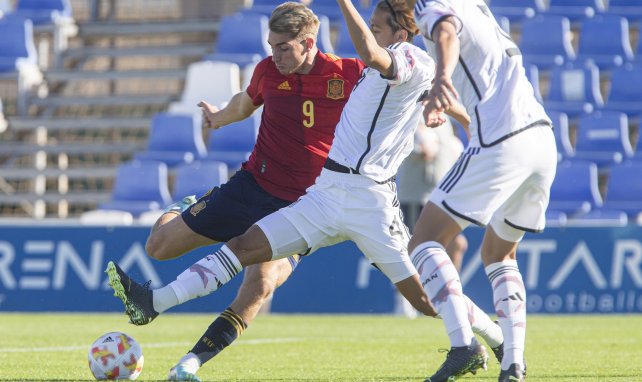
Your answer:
[0,313,640,381]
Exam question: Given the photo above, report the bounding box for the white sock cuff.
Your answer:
[410,241,447,270]
[484,259,518,276]
[220,245,243,274]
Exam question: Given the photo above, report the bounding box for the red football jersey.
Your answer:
[244,51,365,201]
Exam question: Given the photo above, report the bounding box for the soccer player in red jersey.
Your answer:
[107,2,364,381]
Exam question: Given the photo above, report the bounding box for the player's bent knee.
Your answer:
[145,234,164,260]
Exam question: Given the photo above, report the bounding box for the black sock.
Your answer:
[190,307,248,365]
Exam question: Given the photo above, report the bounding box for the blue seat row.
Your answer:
[99,159,229,216]
[133,112,259,171]
[491,0,642,23]
[548,160,642,226]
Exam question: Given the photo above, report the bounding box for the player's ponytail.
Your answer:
[377,0,420,42]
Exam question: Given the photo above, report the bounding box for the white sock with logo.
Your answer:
[168,245,243,305]
[411,241,474,347]
[486,260,526,369]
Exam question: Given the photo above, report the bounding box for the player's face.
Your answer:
[370,8,398,48]
[268,31,311,75]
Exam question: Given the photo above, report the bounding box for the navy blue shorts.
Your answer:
[182,169,292,242]
[181,169,302,271]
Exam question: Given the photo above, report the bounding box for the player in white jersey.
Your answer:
[105,2,507,379]
[408,1,557,381]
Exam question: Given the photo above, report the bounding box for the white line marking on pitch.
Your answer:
[0,338,302,353]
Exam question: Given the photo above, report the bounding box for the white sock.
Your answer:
[464,295,503,348]
[486,260,526,370]
[174,352,201,374]
[169,245,243,305]
[411,241,474,347]
[152,284,179,313]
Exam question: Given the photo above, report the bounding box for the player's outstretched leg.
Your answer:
[424,337,489,382]
[106,261,159,325]
[498,363,526,382]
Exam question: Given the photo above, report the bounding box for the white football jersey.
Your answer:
[329,42,435,182]
[414,0,551,147]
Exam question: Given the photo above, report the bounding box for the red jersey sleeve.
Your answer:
[245,58,272,106]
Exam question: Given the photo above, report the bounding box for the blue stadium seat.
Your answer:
[413,34,426,50]
[545,63,603,117]
[547,110,573,158]
[548,160,603,216]
[100,160,173,216]
[204,12,270,67]
[546,0,605,21]
[206,114,259,170]
[490,0,545,23]
[334,17,363,59]
[238,9,333,54]
[600,161,642,218]
[12,0,72,25]
[576,15,633,70]
[571,111,633,168]
[135,113,207,168]
[247,0,289,15]
[519,15,575,69]
[608,0,642,22]
[604,64,642,117]
[317,14,334,54]
[173,160,228,200]
[0,16,37,73]
[310,0,371,25]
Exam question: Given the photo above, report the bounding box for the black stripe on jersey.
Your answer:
[480,118,552,147]
[458,57,482,99]
[441,200,485,227]
[460,56,553,147]
[504,218,544,233]
[355,85,391,173]
[414,0,431,16]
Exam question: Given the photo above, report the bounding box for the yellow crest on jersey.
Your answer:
[190,200,206,216]
[327,78,344,100]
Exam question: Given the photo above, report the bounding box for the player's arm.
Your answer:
[337,0,394,78]
[198,91,259,130]
[430,17,461,109]
[444,101,469,129]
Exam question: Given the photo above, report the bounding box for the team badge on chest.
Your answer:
[327,78,345,100]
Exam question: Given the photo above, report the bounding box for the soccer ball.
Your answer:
[88,332,144,380]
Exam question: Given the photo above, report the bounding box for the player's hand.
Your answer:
[420,95,447,127]
[198,101,220,129]
[424,107,446,127]
[429,74,458,111]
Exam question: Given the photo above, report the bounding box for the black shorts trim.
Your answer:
[504,218,544,233]
[441,200,485,227]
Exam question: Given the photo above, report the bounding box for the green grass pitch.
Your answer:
[0,313,641,381]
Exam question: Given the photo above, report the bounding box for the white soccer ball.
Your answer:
[88,332,144,380]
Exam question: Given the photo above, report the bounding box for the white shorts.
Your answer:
[255,168,416,283]
[430,126,557,238]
